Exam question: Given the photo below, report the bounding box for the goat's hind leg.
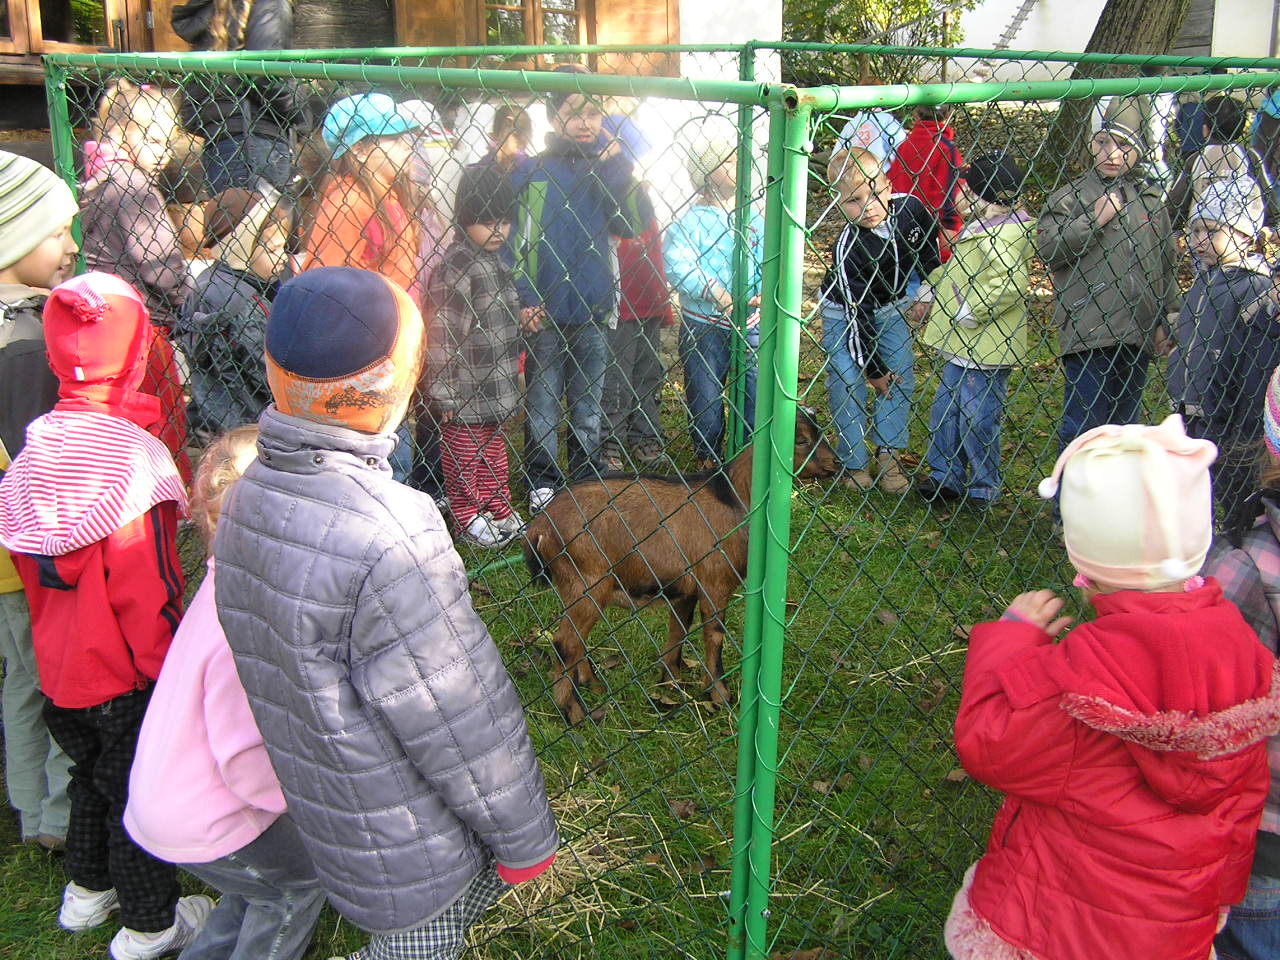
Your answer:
[697,593,734,709]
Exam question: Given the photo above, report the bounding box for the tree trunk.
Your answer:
[1046,0,1192,181]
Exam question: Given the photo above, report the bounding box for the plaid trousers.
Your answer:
[357,868,508,960]
[43,687,180,932]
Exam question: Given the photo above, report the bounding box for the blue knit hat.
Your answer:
[322,94,421,160]
[265,266,424,433]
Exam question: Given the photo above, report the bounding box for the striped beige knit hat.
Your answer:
[0,151,77,270]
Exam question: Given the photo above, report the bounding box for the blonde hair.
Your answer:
[93,78,176,144]
[191,426,260,549]
[827,146,882,190]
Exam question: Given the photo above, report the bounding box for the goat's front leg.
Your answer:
[656,594,698,699]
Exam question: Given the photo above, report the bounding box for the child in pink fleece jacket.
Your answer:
[125,426,325,960]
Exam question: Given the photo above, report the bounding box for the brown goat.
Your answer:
[523,409,838,724]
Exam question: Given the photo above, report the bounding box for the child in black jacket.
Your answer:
[821,147,941,493]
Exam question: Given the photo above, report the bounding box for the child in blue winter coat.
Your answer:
[664,136,764,465]
[1168,177,1278,530]
[511,65,652,510]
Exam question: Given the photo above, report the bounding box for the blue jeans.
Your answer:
[678,318,758,462]
[1216,872,1280,960]
[203,135,294,193]
[1059,345,1149,449]
[524,321,608,490]
[179,815,325,960]
[821,298,915,470]
[926,362,1011,501]
[390,423,413,484]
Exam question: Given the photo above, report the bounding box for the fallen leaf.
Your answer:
[694,852,718,874]
[770,948,837,960]
[590,843,607,857]
[953,624,973,642]
[618,918,638,931]
[944,768,970,783]
[651,688,682,710]
[669,799,698,820]
[811,780,832,796]
[875,608,899,626]
[600,653,625,670]
[839,772,856,790]
[589,707,608,723]
[918,678,948,714]
[857,754,873,771]
[642,852,662,865]
[470,582,493,598]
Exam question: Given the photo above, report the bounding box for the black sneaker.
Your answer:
[917,476,961,503]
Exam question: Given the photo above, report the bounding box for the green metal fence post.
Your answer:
[725,42,757,459]
[43,60,81,254]
[742,93,811,960]
[726,96,787,960]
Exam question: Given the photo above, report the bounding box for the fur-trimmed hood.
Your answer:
[1052,582,1280,812]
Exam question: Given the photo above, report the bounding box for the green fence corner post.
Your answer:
[725,95,787,960]
[743,91,811,960]
[726,42,758,459]
[44,58,82,257]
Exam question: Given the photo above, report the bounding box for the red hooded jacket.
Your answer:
[947,581,1280,960]
[0,274,187,708]
[888,118,964,256]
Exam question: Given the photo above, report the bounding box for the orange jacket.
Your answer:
[305,176,420,301]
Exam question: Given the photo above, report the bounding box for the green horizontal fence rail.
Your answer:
[42,44,1280,960]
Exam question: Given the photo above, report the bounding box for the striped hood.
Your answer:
[0,409,187,558]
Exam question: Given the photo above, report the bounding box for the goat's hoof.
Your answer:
[707,683,734,709]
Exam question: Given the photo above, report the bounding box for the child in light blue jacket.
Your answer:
[664,139,765,464]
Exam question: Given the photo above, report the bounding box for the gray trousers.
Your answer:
[178,814,325,960]
[0,590,71,839]
[603,317,668,446]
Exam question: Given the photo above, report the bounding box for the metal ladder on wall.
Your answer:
[994,0,1039,50]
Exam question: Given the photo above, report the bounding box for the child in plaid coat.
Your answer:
[1204,363,1280,960]
[427,163,540,548]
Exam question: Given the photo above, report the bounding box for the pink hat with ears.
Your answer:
[1038,415,1218,591]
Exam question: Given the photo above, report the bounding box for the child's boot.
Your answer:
[876,450,910,494]
[108,894,214,960]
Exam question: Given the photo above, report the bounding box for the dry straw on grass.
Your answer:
[469,773,684,960]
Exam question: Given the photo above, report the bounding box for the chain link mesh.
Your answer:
[38,45,1280,960]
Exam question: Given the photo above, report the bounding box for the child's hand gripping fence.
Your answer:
[35,43,1280,960]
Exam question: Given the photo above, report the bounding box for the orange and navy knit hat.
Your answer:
[264,266,424,435]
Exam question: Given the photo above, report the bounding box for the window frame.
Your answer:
[472,0,594,63]
[24,0,125,54]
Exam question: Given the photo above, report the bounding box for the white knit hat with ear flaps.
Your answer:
[1037,415,1218,591]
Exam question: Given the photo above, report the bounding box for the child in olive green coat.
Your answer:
[916,155,1034,506]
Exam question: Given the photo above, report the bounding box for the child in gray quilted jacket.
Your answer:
[212,265,559,960]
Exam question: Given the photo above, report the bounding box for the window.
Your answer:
[478,0,587,60]
[38,0,109,45]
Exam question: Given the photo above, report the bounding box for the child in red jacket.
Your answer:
[888,105,965,259]
[947,414,1280,960]
[0,273,212,960]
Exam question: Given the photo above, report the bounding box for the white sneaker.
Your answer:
[494,512,525,537]
[464,513,507,548]
[59,882,119,931]
[529,487,556,512]
[109,894,215,960]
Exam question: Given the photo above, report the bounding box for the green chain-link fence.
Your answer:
[36,43,1280,960]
